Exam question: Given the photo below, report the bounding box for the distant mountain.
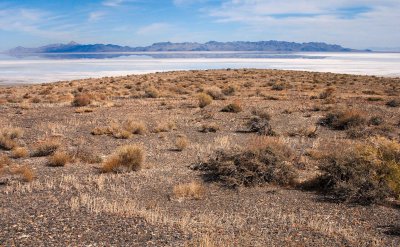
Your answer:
[7,40,361,54]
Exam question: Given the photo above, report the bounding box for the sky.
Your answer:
[0,0,399,51]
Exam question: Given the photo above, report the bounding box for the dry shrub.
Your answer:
[197,93,213,108]
[197,137,297,188]
[319,87,335,99]
[386,99,400,107]
[200,123,220,133]
[11,165,35,182]
[112,129,132,139]
[123,120,147,134]
[305,136,400,204]
[0,127,23,150]
[222,85,236,96]
[319,109,366,130]
[91,126,112,135]
[11,147,29,159]
[247,116,275,136]
[74,107,94,113]
[221,100,242,113]
[144,86,160,98]
[75,148,103,164]
[175,136,189,151]
[48,151,70,167]
[173,182,205,200]
[205,87,224,100]
[101,145,145,173]
[72,93,91,107]
[32,139,60,157]
[153,121,176,133]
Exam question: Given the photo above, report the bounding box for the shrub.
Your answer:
[200,123,220,133]
[319,87,335,99]
[197,137,297,188]
[0,128,23,150]
[72,93,91,107]
[11,147,29,159]
[247,116,275,135]
[101,145,145,173]
[386,99,400,107]
[0,136,17,150]
[205,87,224,100]
[11,166,35,182]
[369,116,383,126]
[197,93,213,108]
[221,100,242,113]
[153,121,176,133]
[144,87,160,98]
[319,109,366,130]
[222,85,236,96]
[173,182,205,200]
[32,139,60,157]
[175,136,189,151]
[305,137,400,204]
[48,151,70,167]
[123,120,147,135]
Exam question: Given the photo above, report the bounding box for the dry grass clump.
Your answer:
[319,87,335,99]
[123,120,147,135]
[74,107,94,113]
[32,139,60,157]
[305,136,400,204]
[221,100,242,113]
[205,87,224,100]
[144,86,160,98]
[153,121,177,133]
[197,137,297,188]
[0,127,23,150]
[11,147,29,159]
[319,109,366,130]
[101,145,145,173]
[175,136,190,151]
[10,165,35,182]
[72,93,91,107]
[173,181,205,200]
[222,85,236,96]
[197,93,213,108]
[48,151,70,167]
[75,148,103,164]
[200,123,220,133]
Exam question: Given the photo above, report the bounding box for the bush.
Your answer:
[196,137,297,188]
[48,151,70,167]
[205,87,224,100]
[123,120,147,135]
[386,99,400,107]
[175,136,189,151]
[11,147,29,159]
[32,139,60,157]
[221,101,242,113]
[101,145,145,173]
[319,109,366,130]
[0,128,23,151]
[197,93,213,108]
[200,123,220,133]
[222,85,236,96]
[319,87,335,99]
[72,94,91,107]
[305,137,400,204]
[247,116,275,135]
[11,165,35,182]
[173,182,205,200]
[144,87,160,98]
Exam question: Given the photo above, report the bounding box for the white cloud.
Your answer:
[102,0,124,7]
[136,23,174,35]
[204,0,400,48]
[88,11,107,22]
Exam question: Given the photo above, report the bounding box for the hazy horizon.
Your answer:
[1,1,399,51]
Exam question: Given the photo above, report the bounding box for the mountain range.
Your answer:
[7,40,362,54]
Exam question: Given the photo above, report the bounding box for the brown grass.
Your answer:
[173,181,205,200]
[101,145,145,173]
[11,165,35,182]
[197,93,213,108]
[319,109,367,130]
[32,139,60,157]
[48,151,71,167]
[221,100,242,113]
[72,93,91,107]
[175,136,189,151]
[11,147,29,159]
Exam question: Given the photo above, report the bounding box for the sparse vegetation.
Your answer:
[48,151,70,167]
[72,93,92,107]
[319,109,366,130]
[197,93,213,108]
[221,100,242,113]
[11,147,29,159]
[101,145,145,173]
[32,139,60,157]
[173,181,205,200]
[175,136,189,151]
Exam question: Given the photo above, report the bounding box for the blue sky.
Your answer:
[0,0,399,50]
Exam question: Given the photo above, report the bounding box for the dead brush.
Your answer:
[48,151,71,167]
[101,145,145,173]
[196,137,298,188]
[32,139,60,157]
[197,93,213,108]
[175,135,189,151]
[11,147,29,159]
[173,181,205,200]
[72,93,92,107]
[0,127,23,150]
[10,165,35,182]
[319,109,366,130]
[303,136,400,204]
[200,123,220,133]
[221,100,242,113]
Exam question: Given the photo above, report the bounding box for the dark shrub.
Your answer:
[319,109,366,130]
[386,99,400,107]
[197,138,297,188]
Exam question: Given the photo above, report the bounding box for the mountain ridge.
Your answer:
[7,40,365,53]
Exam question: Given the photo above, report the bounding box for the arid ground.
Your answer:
[1,69,400,246]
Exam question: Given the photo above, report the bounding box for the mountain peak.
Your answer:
[67,41,79,45]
